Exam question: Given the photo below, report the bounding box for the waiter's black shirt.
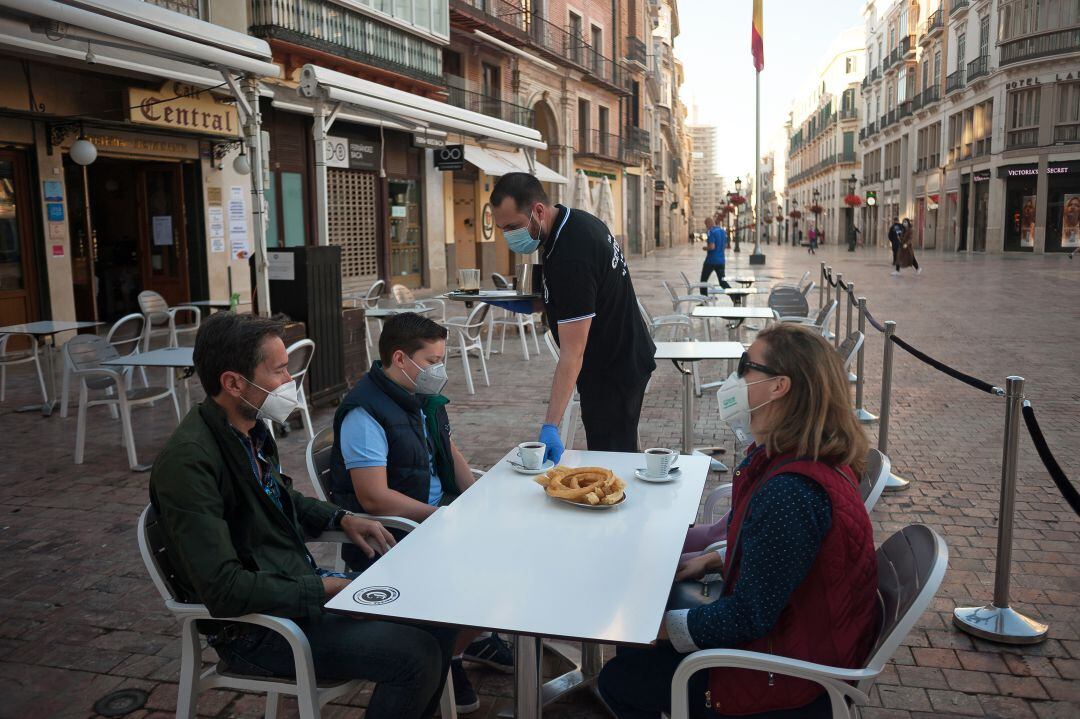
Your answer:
[542,205,656,389]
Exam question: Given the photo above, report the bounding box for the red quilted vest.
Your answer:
[705,449,879,715]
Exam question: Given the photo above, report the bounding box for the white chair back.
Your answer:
[138,504,184,604]
[286,339,316,384]
[306,426,336,502]
[363,279,385,309]
[138,290,170,326]
[837,331,864,372]
[543,330,559,361]
[801,280,816,297]
[861,448,890,513]
[392,284,416,306]
[460,303,490,341]
[106,314,146,357]
[65,334,119,373]
[767,287,809,317]
[491,273,511,290]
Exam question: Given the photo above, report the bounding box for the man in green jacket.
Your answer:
[149,312,456,719]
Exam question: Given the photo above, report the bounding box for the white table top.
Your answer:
[102,347,194,368]
[188,299,241,307]
[363,306,435,318]
[0,321,101,335]
[654,341,745,362]
[325,449,710,646]
[691,306,775,320]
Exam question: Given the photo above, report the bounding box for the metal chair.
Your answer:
[487,273,541,360]
[65,334,179,470]
[138,504,458,719]
[60,313,147,419]
[801,280,816,297]
[444,303,491,395]
[778,299,836,338]
[0,332,47,406]
[669,524,948,719]
[662,280,711,315]
[392,283,446,322]
[836,331,864,376]
[357,279,385,362]
[636,299,694,341]
[678,270,719,294]
[285,339,316,441]
[138,290,201,350]
[543,331,581,450]
[767,287,810,319]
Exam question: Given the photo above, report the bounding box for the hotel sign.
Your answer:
[128,82,239,136]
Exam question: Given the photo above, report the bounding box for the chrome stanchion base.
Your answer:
[952,605,1049,645]
[883,473,909,492]
[848,372,858,384]
[855,408,878,424]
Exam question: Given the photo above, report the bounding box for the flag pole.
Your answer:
[750,1,766,265]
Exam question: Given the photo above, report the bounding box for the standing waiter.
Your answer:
[488,173,656,463]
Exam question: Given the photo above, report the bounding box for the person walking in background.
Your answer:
[888,216,905,275]
[807,227,817,254]
[893,218,921,276]
[699,217,731,296]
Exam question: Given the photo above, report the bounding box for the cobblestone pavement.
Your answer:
[1,241,1078,719]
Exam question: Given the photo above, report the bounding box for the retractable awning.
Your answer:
[299,64,545,151]
[0,0,280,82]
[463,146,567,184]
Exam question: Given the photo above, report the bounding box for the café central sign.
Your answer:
[128,82,239,136]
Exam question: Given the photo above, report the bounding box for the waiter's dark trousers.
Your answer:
[577,375,650,452]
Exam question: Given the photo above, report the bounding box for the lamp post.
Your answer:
[778,203,785,245]
[733,177,743,253]
[846,173,858,252]
[812,188,821,241]
[792,198,800,245]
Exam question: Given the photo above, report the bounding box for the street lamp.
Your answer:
[778,203,786,245]
[733,178,742,253]
[812,188,821,239]
[846,173,858,252]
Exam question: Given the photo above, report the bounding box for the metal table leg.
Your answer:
[673,360,694,454]
[509,635,541,719]
[500,639,604,718]
[17,333,59,416]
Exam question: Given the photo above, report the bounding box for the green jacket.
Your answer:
[149,398,340,621]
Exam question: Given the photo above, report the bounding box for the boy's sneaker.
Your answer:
[890,270,900,276]
[462,633,515,673]
[450,658,480,714]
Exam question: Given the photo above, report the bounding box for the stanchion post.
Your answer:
[953,376,1049,644]
[854,297,877,423]
[845,282,855,340]
[819,263,826,309]
[879,321,909,492]
[833,273,843,348]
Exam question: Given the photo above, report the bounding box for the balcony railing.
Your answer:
[898,99,913,119]
[921,84,941,108]
[786,152,861,185]
[882,51,896,71]
[1054,123,1080,143]
[575,130,635,165]
[626,36,647,66]
[1006,128,1039,149]
[866,121,877,137]
[952,0,970,14]
[840,107,858,121]
[1000,28,1080,66]
[967,55,989,81]
[899,35,915,58]
[887,108,897,125]
[446,85,534,127]
[626,126,651,153]
[250,0,443,85]
[146,0,201,17]
[946,68,965,94]
[924,9,944,37]
[880,113,891,130]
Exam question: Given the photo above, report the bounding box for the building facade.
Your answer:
[785,27,864,249]
[689,123,724,236]
[858,0,1080,254]
[649,0,691,250]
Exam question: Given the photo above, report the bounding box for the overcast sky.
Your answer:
[677,0,865,181]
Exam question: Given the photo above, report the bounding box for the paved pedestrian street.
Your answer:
[1,242,1078,719]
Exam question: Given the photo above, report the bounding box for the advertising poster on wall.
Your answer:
[1062,194,1080,248]
[1020,195,1036,248]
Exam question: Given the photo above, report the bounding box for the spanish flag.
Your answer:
[752,0,764,72]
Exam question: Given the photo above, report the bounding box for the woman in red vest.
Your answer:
[598,324,879,718]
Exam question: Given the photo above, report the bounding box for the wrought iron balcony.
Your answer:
[967,55,989,81]
[1000,27,1080,66]
[870,66,881,82]
[887,108,897,125]
[924,9,944,37]
[951,0,970,14]
[881,51,896,71]
[840,108,858,121]
[880,113,890,130]
[446,85,534,127]
[250,0,443,86]
[921,84,941,108]
[626,36,647,66]
[898,99,913,119]
[899,35,915,58]
[946,68,965,94]
[575,130,635,165]
[626,126,651,153]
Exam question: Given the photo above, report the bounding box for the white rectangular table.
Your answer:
[654,342,745,454]
[692,305,776,343]
[1,320,102,416]
[103,347,196,423]
[326,448,710,718]
[361,306,435,318]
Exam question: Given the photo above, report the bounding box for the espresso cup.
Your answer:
[516,442,546,470]
[644,447,679,477]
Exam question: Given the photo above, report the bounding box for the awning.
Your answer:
[463,146,568,184]
[299,64,545,151]
[0,0,279,82]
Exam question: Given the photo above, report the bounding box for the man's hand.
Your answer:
[539,423,564,464]
[340,514,396,559]
[674,552,722,582]
[322,577,350,598]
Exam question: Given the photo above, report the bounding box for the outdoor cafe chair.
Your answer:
[678,270,719,294]
[0,332,47,406]
[802,280,816,297]
[138,290,200,350]
[444,303,491,395]
[837,331,864,383]
[137,504,458,719]
[487,273,540,360]
[266,339,316,442]
[662,280,712,316]
[775,270,812,294]
[65,334,179,470]
[778,299,836,339]
[60,313,146,419]
[543,331,581,450]
[354,278,385,359]
[667,524,948,719]
[767,286,810,319]
[392,283,446,322]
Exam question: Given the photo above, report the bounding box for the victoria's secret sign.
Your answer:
[998,162,1080,179]
[128,82,238,136]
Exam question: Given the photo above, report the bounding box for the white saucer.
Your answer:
[510,459,555,475]
[634,467,682,483]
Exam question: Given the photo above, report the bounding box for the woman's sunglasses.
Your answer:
[737,351,779,378]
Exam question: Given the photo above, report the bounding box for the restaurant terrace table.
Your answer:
[692,305,776,342]
[103,347,196,430]
[361,305,436,318]
[0,320,102,416]
[325,448,710,718]
[654,342,745,454]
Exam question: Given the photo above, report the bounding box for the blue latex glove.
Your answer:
[539,423,564,464]
[487,299,536,314]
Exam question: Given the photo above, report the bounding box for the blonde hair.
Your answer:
[756,323,869,476]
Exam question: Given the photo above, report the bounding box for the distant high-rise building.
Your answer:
[689,124,724,236]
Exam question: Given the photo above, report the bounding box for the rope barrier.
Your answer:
[888,335,1003,396]
[825,273,838,288]
[863,304,886,333]
[847,288,859,307]
[1022,402,1080,517]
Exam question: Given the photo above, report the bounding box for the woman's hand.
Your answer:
[674,552,720,582]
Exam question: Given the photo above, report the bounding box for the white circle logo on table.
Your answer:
[354,586,400,605]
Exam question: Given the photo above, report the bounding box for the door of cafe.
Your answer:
[0,149,40,331]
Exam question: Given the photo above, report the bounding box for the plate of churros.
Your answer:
[533,465,627,509]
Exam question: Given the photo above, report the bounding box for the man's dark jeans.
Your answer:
[213,613,458,719]
[699,262,731,295]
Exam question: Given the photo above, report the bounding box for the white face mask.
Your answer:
[407,356,449,396]
[242,378,299,425]
[716,372,777,446]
